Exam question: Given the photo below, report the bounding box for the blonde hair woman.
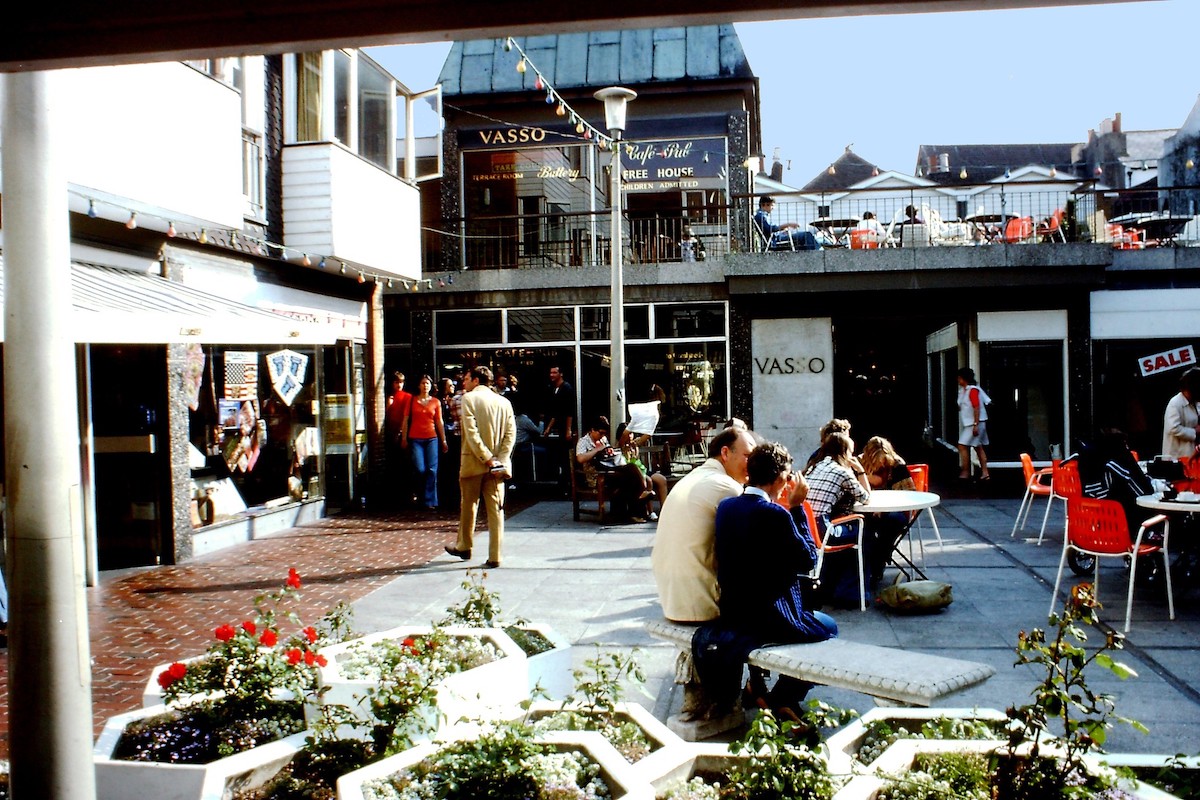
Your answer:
[858,436,916,491]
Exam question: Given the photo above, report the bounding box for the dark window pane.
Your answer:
[508,307,573,343]
[581,305,649,341]
[435,310,502,345]
[655,303,726,338]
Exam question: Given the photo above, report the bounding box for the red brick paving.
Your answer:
[0,506,480,759]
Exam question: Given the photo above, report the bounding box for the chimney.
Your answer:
[1114,112,1122,133]
[938,153,950,173]
[770,147,784,182]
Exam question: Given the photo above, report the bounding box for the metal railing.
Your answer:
[420,183,1200,272]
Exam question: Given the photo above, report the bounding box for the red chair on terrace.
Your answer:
[1049,496,1172,632]
[1038,460,1082,546]
[1011,453,1054,538]
[906,463,943,564]
[1002,216,1034,243]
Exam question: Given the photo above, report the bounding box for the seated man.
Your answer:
[696,442,837,719]
[754,195,821,252]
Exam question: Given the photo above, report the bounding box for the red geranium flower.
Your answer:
[215,624,236,642]
[402,637,416,648]
[242,620,257,635]
[315,653,328,667]
[286,569,302,589]
[304,650,316,666]
[168,662,187,680]
[259,630,278,647]
[303,626,318,644]
[157,670,174,689]
[286,648,303,665]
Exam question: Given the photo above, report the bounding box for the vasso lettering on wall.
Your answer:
[753,356,826,375]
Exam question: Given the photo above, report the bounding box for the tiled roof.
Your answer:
[802,148,881,191]
[915,143,1080,184]
[438,25,753,96]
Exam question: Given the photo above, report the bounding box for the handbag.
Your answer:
[877,578,953,613]
[594,455,621,471]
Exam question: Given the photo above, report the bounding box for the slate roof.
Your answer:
[438,26,754,96]
[915,143,1081,185]
[801,147,882,191]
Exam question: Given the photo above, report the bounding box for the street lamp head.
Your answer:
[593,86,637,139]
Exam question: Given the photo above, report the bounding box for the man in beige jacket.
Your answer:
[445,366,516,568]
[652,426,757,622]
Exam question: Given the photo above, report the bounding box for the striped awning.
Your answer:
[0,259,338,345]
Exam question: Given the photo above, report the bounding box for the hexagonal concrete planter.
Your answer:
[93,704,308,800]
[335,730,652,800]
[314,625,527,729]
[510,622,573,700]
[642,741,753,797]
[833,739,1179,800]
[521,699,685,775]
[823,706,1009,775]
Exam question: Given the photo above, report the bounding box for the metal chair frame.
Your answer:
[1011,453,1054,538]
[802,500,868,611]
[905,463,944,565]
[1049,496,1173,632]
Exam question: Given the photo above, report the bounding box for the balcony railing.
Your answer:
[421,184,1200,273]
[422,208,732,272]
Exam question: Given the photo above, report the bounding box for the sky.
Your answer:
[366,0,1196,185]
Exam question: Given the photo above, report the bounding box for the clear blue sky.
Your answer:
[367,0,1195,184]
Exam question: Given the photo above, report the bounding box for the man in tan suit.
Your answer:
[445,366,516,568]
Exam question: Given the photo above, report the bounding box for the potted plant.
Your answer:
[438,569,573,700]
[335,719,651,800]
[314,623,527,729]
[94,569,352,800]
[823,707,1008,774]
[838,583,1176,800]
[652,707,851,800]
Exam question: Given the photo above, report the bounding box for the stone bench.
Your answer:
[646,618,996,739]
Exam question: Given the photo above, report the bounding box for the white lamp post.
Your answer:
[594,86,636,439]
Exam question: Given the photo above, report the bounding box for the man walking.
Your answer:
[542,365,577,493]
[445,366,516,568]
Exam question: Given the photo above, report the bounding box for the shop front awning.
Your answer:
[0,259,339,345]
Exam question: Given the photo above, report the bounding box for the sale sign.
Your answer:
[1139,345,1196,377]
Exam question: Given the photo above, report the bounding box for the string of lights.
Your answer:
[71,189,445,292]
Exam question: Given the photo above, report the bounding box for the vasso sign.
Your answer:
[754,356,826,375]
[1139,344,1196,377]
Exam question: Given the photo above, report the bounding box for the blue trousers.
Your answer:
[410,437,439,508]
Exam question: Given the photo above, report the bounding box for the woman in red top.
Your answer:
[403,375,448,509]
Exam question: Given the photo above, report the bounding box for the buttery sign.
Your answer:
[1139,344,1196,377]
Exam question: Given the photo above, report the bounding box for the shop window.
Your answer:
[980,342,1065,463]
[580,305,649,341]
[508,307,573,343]
[654,303,725,339]
[436,310,503,345]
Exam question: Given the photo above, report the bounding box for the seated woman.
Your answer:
[712,442,837,719]
[616,422,668,521]
[576,417,651,523]
[803,431,873,606]
[858,436,916,582]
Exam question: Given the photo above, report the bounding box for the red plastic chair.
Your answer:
[801,500,868,611]
[1049,497,1172,632]
[849,229,880,249]
[1002,216,1034,243]
[1011,453,1054,538]
[1038,460,1082,546]
[905,463,943,563]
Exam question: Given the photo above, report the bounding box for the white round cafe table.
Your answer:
[854,489,940,514]
[1136,494,1200,514]
[852,490,941,580]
